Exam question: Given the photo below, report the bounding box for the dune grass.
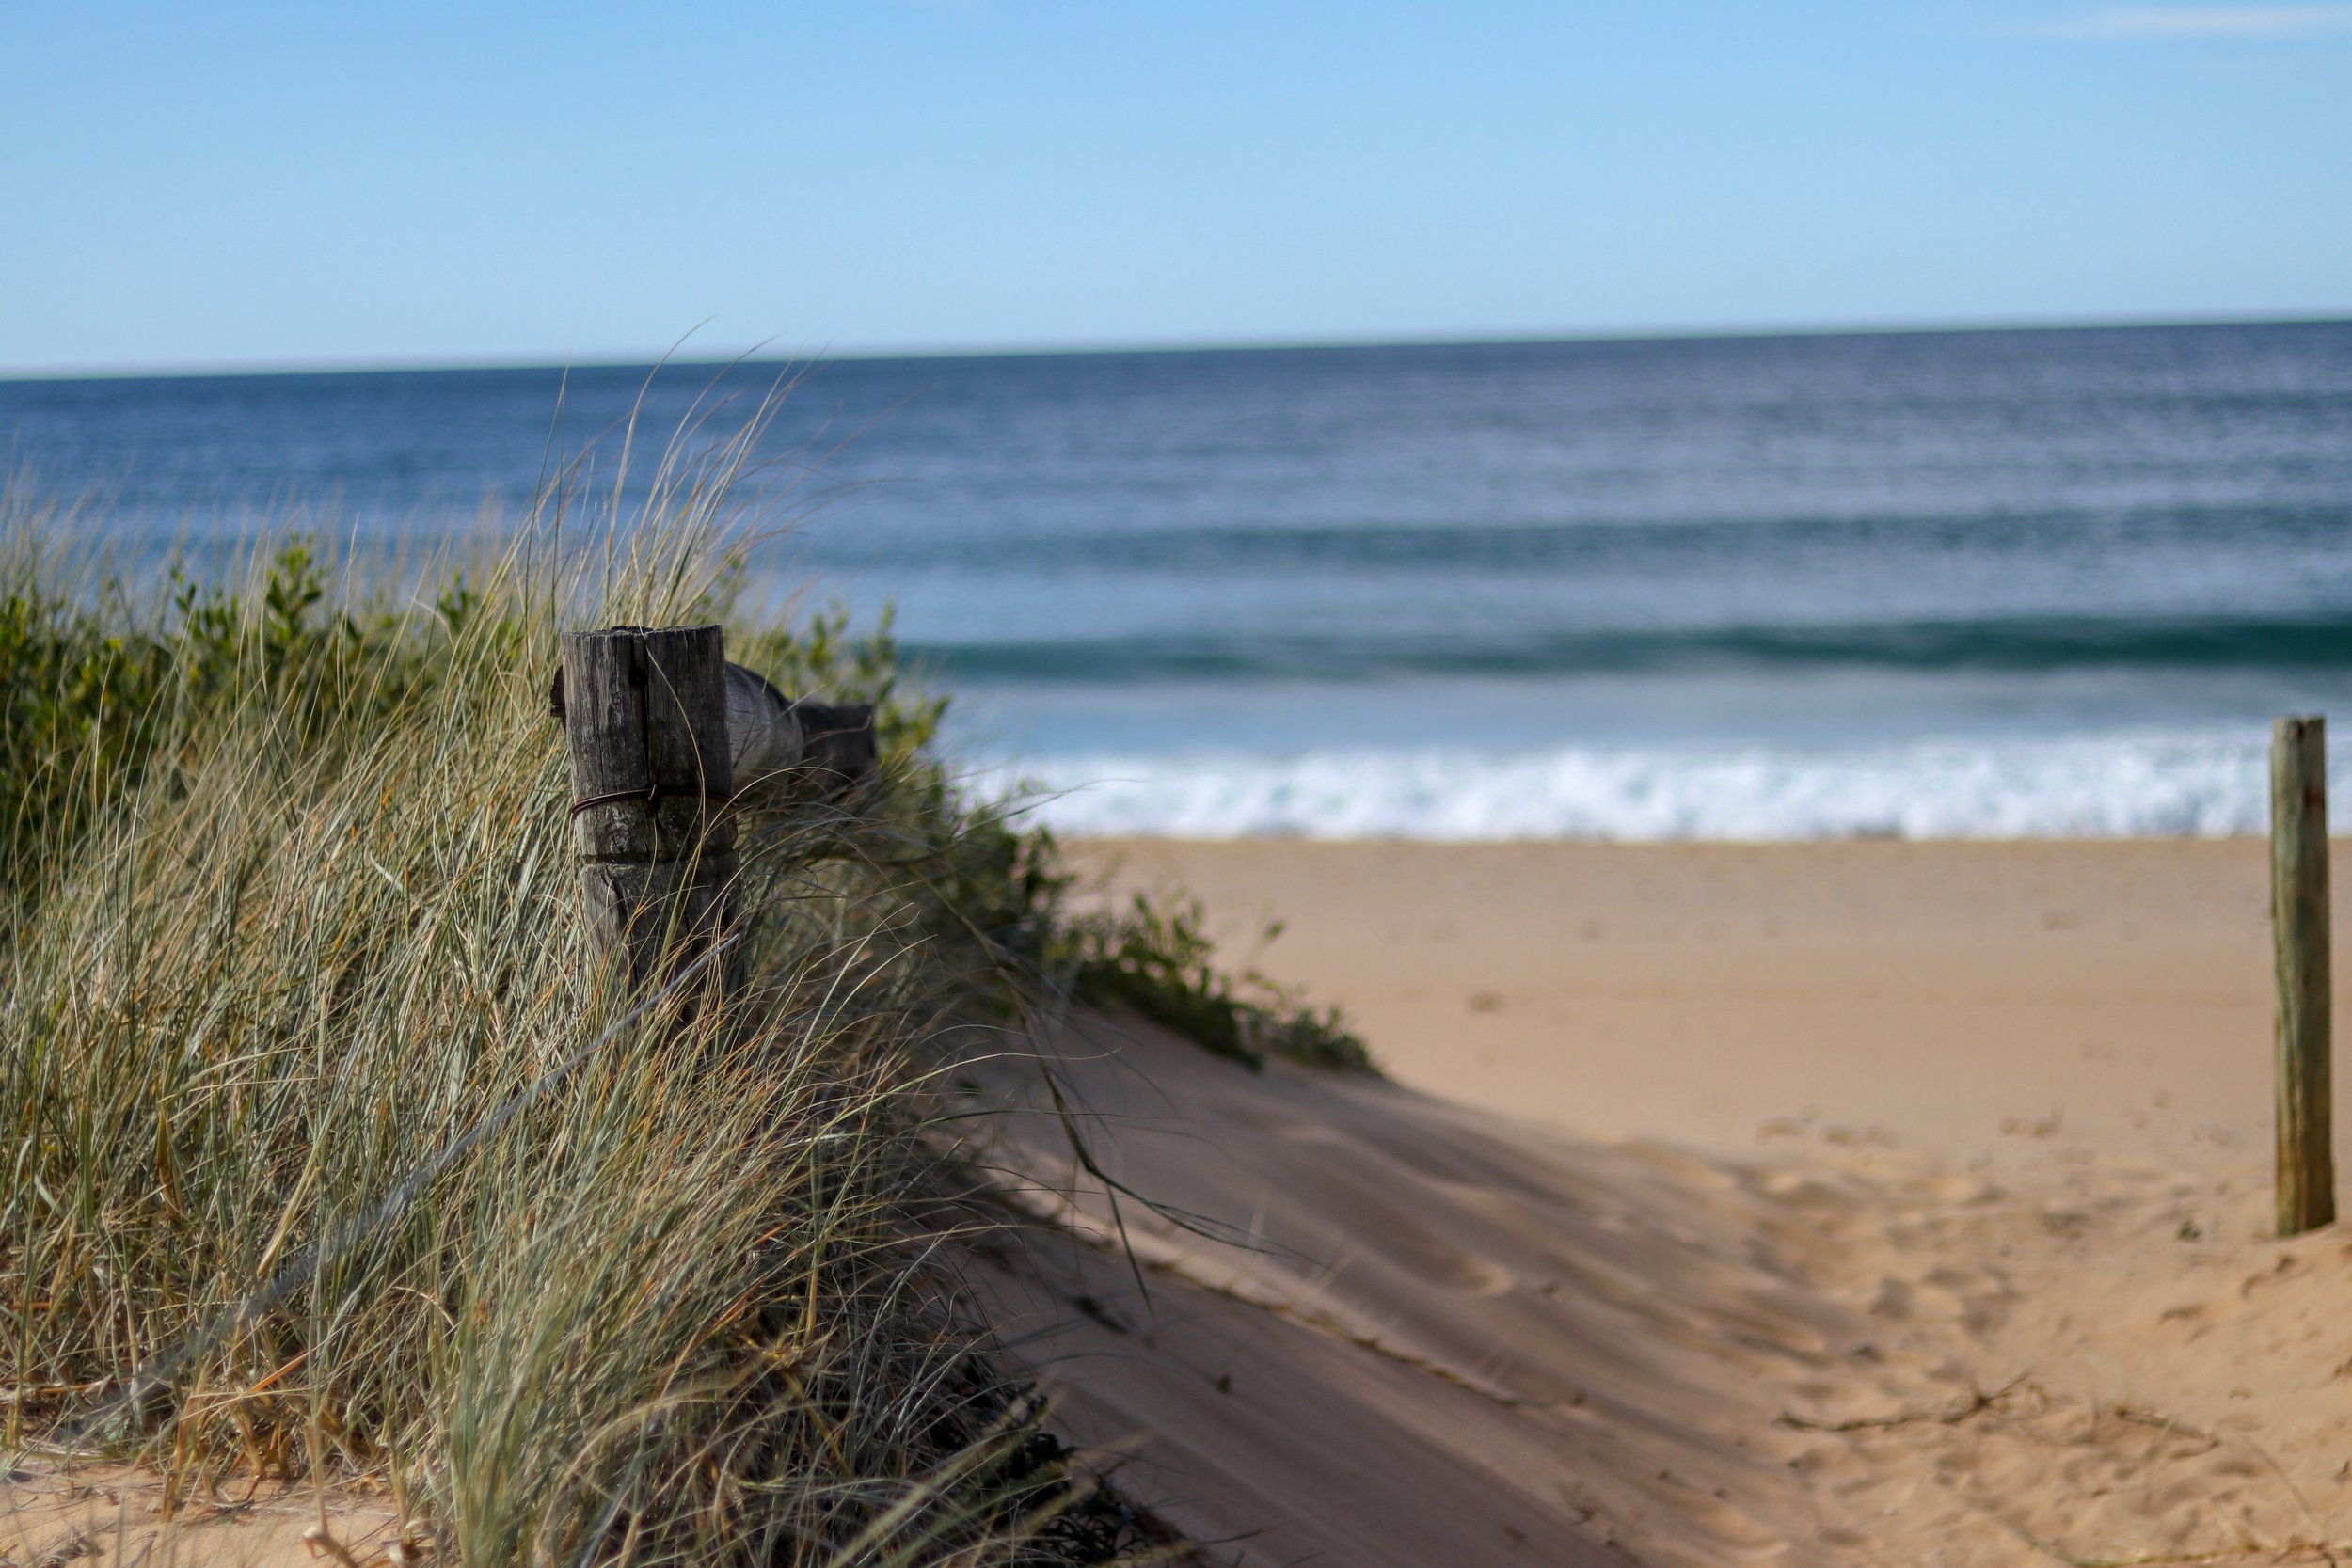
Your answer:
[1062,892,1374,1075]
[0,451,1180,1564]
[0,381,1380,1561]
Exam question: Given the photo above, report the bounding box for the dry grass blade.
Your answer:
[0,398,1173,1567]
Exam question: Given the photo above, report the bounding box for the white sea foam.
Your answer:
[972,729,2287,841]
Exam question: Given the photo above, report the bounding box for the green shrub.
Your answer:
[0,535,485,911]
[0,501,1159,1566]
[1063,889,1376,1075]
[0,439,1360,1566]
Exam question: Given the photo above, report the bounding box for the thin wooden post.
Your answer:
[560,625,739,997]
[2272,714,2334,1236]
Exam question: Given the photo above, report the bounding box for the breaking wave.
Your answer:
[977,728,2283,841]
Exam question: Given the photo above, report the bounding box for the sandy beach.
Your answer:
[19,831,2348,1565]
[1072,837,2312,1170]
[968,836,2352,1564]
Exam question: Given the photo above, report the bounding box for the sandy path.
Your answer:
[968,838,2352,1564]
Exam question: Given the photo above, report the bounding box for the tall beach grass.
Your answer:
[0,419,1160,1565]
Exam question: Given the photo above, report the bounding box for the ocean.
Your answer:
[7,321,2351,841]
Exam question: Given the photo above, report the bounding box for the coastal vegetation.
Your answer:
[0,463,1365,1564]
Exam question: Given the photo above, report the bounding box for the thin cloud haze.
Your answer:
[2034,5,2352,36]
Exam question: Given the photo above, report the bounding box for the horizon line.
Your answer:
[5,308,2348,385]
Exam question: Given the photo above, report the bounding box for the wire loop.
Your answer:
[569,784,733,819]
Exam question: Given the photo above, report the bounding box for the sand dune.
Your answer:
[19,840,2349,1564]
[971,1011,2352,1565]
[962,839,2352,1564]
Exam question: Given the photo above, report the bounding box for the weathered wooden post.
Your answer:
[560,625,739,998]
[2272,714,2334,1236]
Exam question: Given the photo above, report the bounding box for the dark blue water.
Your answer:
[8,323,2351,837]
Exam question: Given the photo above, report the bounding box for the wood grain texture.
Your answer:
[560,625,739,993]
[722,664,877,800]
[2271,714,2334,1236]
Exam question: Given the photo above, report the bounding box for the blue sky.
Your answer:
[2,2,2345,372]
